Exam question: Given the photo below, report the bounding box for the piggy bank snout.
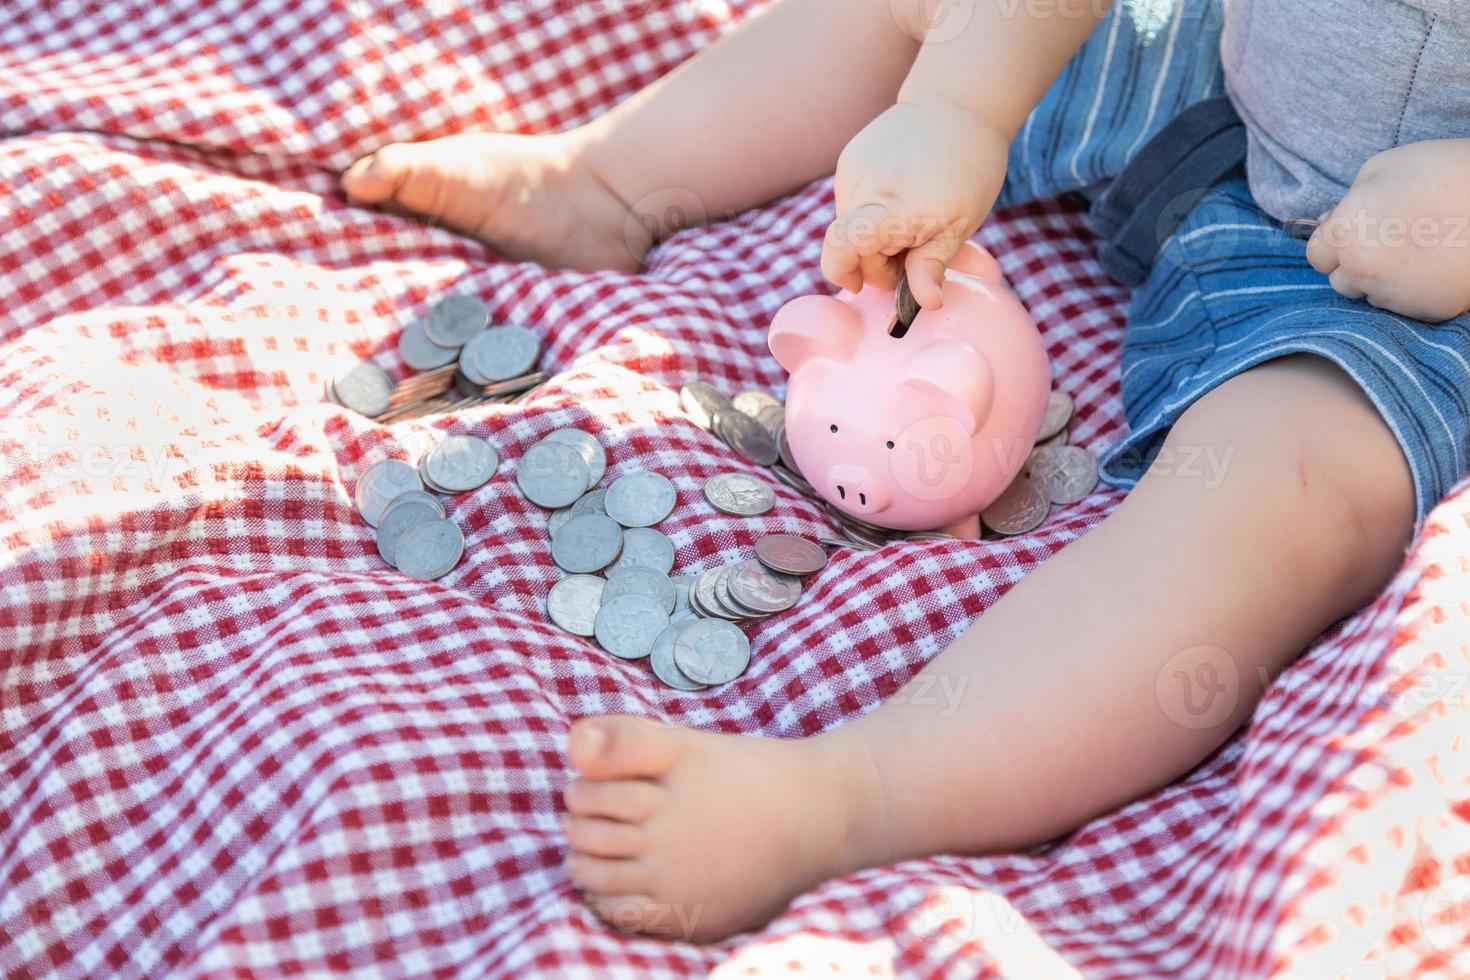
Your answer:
[827,464,892,515]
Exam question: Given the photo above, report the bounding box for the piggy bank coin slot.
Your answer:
[889,273,921,339]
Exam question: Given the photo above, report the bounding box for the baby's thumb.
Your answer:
[903,238,962,309]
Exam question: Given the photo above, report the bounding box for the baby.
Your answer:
[343,0,1470,942]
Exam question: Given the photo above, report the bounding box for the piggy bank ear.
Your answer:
[899,340,994,434]
[947,242,1005,286]
[768,295,864,373]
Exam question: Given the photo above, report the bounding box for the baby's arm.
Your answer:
[580,0,925,244]
[1307,138,1470,323]
[825,1,1109,307]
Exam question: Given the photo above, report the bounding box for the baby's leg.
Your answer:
[562,355,1414,942]
[342,0,922,269]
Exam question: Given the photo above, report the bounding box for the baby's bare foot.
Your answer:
[562,715,887,943]
[342,132,649,272]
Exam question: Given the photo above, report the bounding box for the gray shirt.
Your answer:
[1223,0,1470,221]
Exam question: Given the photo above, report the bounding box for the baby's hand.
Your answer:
[822,101,1011,310]
[1307,139,1470,323]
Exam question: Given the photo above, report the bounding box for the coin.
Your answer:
[671,574,694,620]
[1037,390,1074,443]
[754,534,827,576]
[1028,445,1098,505]
[679,381,731,430]
[550,513,623,573]
[542,428,606,489]
[382,489,447,519]
[471,325,540,382]
[703,472,775,516]
[594,594,670,660]
[425,294,490,348]
[354,458,424,527]
[333,360,394,418]
[609,527,675,575]
[777,425,802,475]
[754,404,785,438]
[604,471,677,527]
[733,390,782,419]
[393,518,465,579]
[728,559,801,614]
[980,475,1050,535]
[375,495,444,566]
[712,409,779,466]
[547,574,605,636]
[571,488,608,518]
[690,567,724,619]
[710,569,750,621]
[517,441,591,508]
[673,619,751,686]
[398,317,461,370]
[547,506,575,536]
[894,272,921,332]
[650,621,707,691]
[770,463,817,498]
[422,434,499,493]
[602,566,677,614]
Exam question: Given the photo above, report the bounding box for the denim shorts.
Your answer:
[997,0,1470,521]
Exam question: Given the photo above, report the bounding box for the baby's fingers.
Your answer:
[903,237,962,309]
[822,204,912,293]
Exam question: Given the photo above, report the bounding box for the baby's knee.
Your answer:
[1154,354,1414,561]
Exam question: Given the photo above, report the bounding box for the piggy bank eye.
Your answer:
[829,424,839,434]
[885,440,895,450]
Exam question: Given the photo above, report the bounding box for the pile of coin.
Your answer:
[523,426,831,689]
[327,294,548,424]
[979,390,1099,536]
[679,377,1098,545]
[351,434,500,579]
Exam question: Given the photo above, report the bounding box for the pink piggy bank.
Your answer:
[769,242,1050,540]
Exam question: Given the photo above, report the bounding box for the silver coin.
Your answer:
[593,594,670,660]
[710,568,751,621]
[471,325,540,382]
[1037,390,1074,443]
[382,489,447,519]
[423,434,499,493]
[332,360,394,418]
[689,567,724,620]
[671,575,694,619]
[673,619,751,686]
[712,409,779,466]
[602,566,677,614]
[393,518,465,580]
[703,472,775,516]
[1026,428,1069,476]
[604,471,677,527]
[550,513,623,573]
[777,425,803,476]
[754,534,827,576]
[733,389,782,419]
[679,381,731,430]
[353,458,424,527]
[608,527,676,575]
[650,621,707,691]
[770,463,817,498]
[398,317,461,370]
[425,294,490,348]
[456,343,493,386]
[895,271,921,331]
[1028,445,1098,505]
[542,428,606,489]
[517,441,591,509]
[754,404,785,438]
[546,574,605,636]
[375,496,444,566]
[981,475,1050,536]
[547,506,576,536]
[728,559,801,615]
[571,488,608,518]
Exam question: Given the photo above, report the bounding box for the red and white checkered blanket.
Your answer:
[3,2,1469,977]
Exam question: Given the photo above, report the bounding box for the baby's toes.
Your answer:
[562,815,646,859]
[566,854,655,897]
[563,777,663,822]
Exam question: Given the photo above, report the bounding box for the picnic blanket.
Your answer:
[3,2,1470,977]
